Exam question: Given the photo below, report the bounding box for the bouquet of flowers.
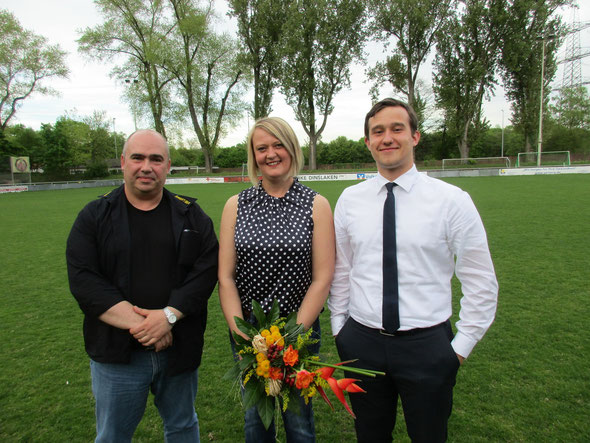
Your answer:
[224,300,384,429]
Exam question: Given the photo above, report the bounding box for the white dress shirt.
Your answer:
[328,166,498,358]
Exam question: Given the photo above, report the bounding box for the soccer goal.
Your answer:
[516,151,571,167]
[441,156,511,170]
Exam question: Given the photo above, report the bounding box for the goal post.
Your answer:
[516,151,571,167]
[441,156,511,170]
[241,163,247,182]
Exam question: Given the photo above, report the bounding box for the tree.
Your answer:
[4,124,44,165]
[499,0,566,152]
[550,86,590,130]
[544,124,590,154]
[83,110,115,175]
[279,0,367,170]
[39,118,85,179]
[0,129,12,162]
[78,0,176,137]
[433,0,507,158]
[214,142,247,168]
[316,136,373,165]
[227,0,289,119]
[366,0,455,125]
[169,145,203,166]
[0,10,69,132]
[165,0,249,173]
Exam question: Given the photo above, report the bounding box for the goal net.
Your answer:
[516,151,571,167]
[442,156,511,170]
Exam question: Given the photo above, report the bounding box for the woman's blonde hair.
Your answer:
[246,117,303,185]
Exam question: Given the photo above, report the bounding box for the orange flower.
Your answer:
[315,364,365,418]
[283,345,299,367]
[269,367,283,380]
[295,370,315,390]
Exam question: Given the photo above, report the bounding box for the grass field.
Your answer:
[1,174,589,442]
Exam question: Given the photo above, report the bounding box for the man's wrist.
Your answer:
[163,307,177,326]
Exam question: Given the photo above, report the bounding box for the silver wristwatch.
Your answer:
[163,307,177,326]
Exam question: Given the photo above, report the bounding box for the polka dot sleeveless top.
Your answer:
[234,179,317,315]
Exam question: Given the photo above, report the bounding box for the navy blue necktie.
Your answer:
[383,182,400,333]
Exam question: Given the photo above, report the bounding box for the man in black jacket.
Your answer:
[67,129,218,442]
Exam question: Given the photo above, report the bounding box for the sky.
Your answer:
[1,0,589,148]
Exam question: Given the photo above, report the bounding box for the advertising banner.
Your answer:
[10,156,31,173]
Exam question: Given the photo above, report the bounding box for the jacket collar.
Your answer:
[105,185,195,250]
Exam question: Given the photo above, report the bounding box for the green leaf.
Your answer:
[283,313,305,345]
[252,299,267,328]
[231,330,251,347]
[238,353,256,371]
[267,299,280,325]
[257,396,275,430]
[283,311,300,332]
[222,362,242,382]
[243,378,264,410]
[234,316,258,338]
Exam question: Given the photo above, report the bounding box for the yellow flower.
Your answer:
[261,329,270,337]
[243,369,253,385]
[270,325,279,334]
[296,334,306,349]
[259,360,270,370]
[256,352,266,362]
[272,331,282,340]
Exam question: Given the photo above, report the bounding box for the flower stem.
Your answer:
[302,359,385,377]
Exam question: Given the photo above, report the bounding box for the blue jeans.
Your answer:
[243,395,315,443]
[231,316,320,443]
[90,350,200,443]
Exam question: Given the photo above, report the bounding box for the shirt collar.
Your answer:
[375,165,419,194]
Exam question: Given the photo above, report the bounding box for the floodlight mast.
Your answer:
[501,109,504,158]
[113,118,117,159]
[537,34,556,167]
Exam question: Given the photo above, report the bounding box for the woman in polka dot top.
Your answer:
[218,117,335,442]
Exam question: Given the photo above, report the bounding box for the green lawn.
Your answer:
[0,174,589,442]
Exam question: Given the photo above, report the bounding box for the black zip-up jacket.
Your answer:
[66,185,218,375]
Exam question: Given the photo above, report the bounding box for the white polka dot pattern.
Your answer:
[234,179,317,315]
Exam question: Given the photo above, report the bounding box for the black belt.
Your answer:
[352,318,447,337]
[380,321,447,337]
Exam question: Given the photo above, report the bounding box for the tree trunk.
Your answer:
[308,133,318,170]
[203,149,213,173]
[458,119,470,159]
[524,135,532,152]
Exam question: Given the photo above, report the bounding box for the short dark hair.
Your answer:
[364,98,419,138]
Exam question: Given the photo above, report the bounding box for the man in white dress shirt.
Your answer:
[328,98,498,442]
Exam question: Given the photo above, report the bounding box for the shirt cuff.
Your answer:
[330,313,348,336]
[451,331,478,359]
